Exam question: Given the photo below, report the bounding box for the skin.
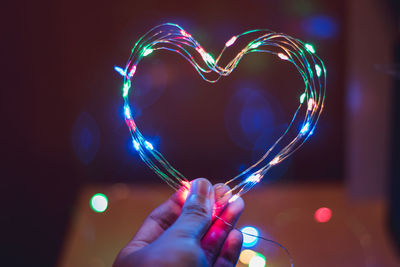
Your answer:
[113,178,245,267]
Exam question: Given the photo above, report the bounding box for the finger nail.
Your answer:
[191,178,211,198]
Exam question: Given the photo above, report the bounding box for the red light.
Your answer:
[314,207,332,223]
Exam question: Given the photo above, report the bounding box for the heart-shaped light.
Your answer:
[116,23,325,201]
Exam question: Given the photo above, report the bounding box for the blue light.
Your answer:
[114,66,126,76]
[241,226,259,247]
[300,122,310,135]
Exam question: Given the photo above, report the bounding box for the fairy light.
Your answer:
[270,156,280,166]
[308,98,315,111]
[245,174,262,183]
[90,193,108,213]
[249,253,267,267]
[239,249,257,265]
[250,41,262,49]
[305,43,316,54]
[128,65,137,78]
[225,36,237,47]
[300,92,306,104]
[144,141,154,150]
[114,66,126,76]
[116,23,326,198]
[315,64,322,77]
[278,52,289,60]
[122,82,130,97]
[241,226,260,247]
[300,122,310,135]
[143,47,153,57]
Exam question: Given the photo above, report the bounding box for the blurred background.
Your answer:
[2,0,400,266]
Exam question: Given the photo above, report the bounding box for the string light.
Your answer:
[90,193,108,213]
[241,226,260,247]
[305,43,316,54]
[116,23,326,198]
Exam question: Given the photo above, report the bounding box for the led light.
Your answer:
[270,156,280,166]
[145,141,154,150]
[122,82,130,97]
[249,253,266,267]
[239,249,256,265]
[245,174,262,183]
[314,207,332,223]
[315,64,322,77]
[278,53,289,60]
[133,140,140,151]
[228,195,239,203]
[128,65,137,78]
[114,66,126,76]
[180,29,192,38]
[143,48,153,57]
[300,92,306,104]
[124,105,132,119]
[308,98,315,111]
[225,36,237,47]
[300,122,310,135]
[90,193,108,213]
[250,41,262,49]
[305,43,316,54]
[241,226,259,247]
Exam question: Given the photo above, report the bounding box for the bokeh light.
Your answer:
[239,249,256,265]
[241,226,260,247]
[314,207,332,223]
[90,193,108,213]
[249,252,267,267]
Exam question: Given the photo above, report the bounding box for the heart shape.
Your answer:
[116,23,325,201]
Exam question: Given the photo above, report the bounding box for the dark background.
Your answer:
[2,0,399,266]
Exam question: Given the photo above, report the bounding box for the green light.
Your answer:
[143,48,153,57]
[300,92,306,104]
[250,41,262,49]
[122,81,130,97]
[90,193,108,213]
[315,64,322,77]
[305,43,315,53]
[249,252,266,267]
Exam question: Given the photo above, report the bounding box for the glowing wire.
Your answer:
[116,23,326,198]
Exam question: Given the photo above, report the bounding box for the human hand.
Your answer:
[113,178,245,267]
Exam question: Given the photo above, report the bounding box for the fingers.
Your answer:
[201,192,244,265]
[169,178,214,240]
[126,189,185,251]
[214,229,243,267]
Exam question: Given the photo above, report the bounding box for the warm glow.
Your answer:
[239,249,256,265]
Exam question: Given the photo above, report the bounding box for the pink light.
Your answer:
[180,30,192,38]
[314,207,332,223]
[128,65,137,78]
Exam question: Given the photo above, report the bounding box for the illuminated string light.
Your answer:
[114,66,126,76]
[249,253,267,267]
[143,47,153,56]
[300,92,306,104]
[315,64,322,77]
[250,41,262,49]
[90,193,108,213]
[225,36,237,47]
[239,249,257,265]
[278,52,289,60]
[241,226,260,247]
[305,43,316,54]
[116,23,326,197]
[314,207,332,223]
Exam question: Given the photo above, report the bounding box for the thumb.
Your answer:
[170,178,214,240]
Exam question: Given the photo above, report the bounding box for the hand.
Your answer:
[113,178,245,267]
